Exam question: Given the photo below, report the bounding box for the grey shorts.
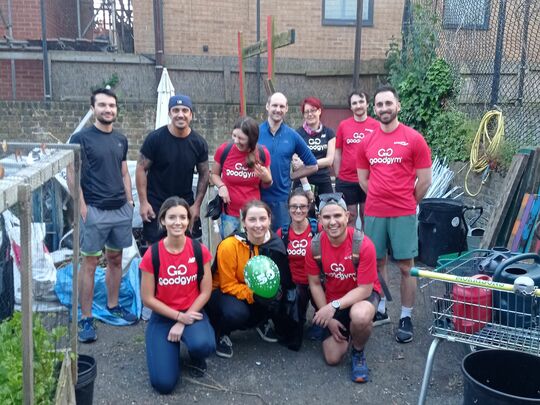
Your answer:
[80,203,133,256]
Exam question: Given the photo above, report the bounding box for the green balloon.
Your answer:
[243,255,281,298]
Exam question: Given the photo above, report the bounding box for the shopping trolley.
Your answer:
[412,250,540,405]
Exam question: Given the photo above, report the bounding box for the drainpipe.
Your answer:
[352,0,364,89]
[153,0,165,84]
[490,0,507,107]
[256,0,261,104]
[7,0,16,99]
[40,0,51,100]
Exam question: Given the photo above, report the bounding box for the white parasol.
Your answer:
[155,68,175,129]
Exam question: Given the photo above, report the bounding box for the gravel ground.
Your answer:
[79,262,466,405]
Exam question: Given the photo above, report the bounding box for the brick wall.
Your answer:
[0,60,44,100]
[0,100,301,159]
[133,0,404,62]
[0,0,79,41]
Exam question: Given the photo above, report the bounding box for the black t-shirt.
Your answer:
[296,125,335,184]
[140,126,208,209]
[70,125,128,210]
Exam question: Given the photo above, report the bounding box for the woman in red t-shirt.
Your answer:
[277,188,321,349]
[211,116,272,238]
[140,197,215,394]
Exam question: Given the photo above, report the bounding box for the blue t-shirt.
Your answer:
[258,121,317,202]
[70,125,128,210]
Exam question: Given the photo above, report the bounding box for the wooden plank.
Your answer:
[525,147,540,193]
[267,16,275,82]
[508,193,530,250]
[496,149,535,247]
[512,193,533,251]
[481,152,530,248]
[520,195,540,252]
[241,29,295,59]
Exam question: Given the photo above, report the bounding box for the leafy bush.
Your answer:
[385,4,473,162]
[0,312,65,404]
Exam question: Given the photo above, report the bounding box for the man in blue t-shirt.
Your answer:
[68,88,137,343]
[259,92,318,231]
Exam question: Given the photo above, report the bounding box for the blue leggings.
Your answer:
[145,311,215,394]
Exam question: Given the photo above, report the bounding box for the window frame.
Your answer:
[322,0,374,27]
[442,0,491,30]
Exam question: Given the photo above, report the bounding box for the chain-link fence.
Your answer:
[0,143,80,404]
[409,0,540,149]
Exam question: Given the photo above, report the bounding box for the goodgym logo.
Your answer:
[369,148,403,165]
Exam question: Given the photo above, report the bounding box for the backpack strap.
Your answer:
[280,223,290,249]
[192,238,204,289]
[308,217,318,236]
[310,232,324,283]
[219,142,235,166]
[151,242,160,295]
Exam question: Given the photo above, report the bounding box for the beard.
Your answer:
[96,114,116,125]
[378,110,398,124]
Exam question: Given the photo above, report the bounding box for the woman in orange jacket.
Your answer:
[206,200,294,359]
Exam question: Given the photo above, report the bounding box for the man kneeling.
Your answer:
[306,193,381,383]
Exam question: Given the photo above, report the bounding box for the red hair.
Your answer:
[301,97,323,114]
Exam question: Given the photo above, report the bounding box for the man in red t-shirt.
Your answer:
[356,85,432,344]
[334,90,379,228]
[306,194,380,383]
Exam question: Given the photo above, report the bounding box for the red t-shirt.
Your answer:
[356,123,432,217]
[335,116,379,182]
[277,222,322,285]
[305,227,381,302]
[140,238,212,311]
[214,142,271,217]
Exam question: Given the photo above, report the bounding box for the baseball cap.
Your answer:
[318,192,347,212]
[168,94,193,111]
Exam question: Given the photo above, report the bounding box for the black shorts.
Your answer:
[322,291,380,340]
[335,178,366,205]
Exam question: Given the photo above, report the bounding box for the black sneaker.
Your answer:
[216,335,233,358]
[372,310,391,327]
[396,316,414,343]
[107,305,138,323]
[78,317,97,343]
[255,320,278,343]
[189,358,207,378]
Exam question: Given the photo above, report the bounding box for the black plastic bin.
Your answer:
[75,355,97,405]
[462,349,540,404]
[418,199,468,267]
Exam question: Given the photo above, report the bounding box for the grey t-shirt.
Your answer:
[70,125,128,210]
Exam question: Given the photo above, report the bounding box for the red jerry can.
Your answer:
[452,274,492,334]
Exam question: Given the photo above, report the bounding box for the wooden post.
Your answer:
[71,147,81,382]
[19,183,33,405]
[267,15,275,82]
[237,31,246,116]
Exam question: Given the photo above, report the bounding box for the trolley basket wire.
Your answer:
[412,250,540,405]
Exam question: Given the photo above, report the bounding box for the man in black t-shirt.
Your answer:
[68,88,137,343]
[136,94,209,243]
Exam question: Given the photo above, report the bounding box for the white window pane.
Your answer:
[324,0,370,21]
[444,0,488,27]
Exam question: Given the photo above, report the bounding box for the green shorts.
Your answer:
[364,215,418,260]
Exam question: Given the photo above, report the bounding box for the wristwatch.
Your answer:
[331,300,341,310]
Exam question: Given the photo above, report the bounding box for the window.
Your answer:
[322,0,374,26]
[443,0,491,30]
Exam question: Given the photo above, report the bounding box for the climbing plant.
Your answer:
[385,4,474,162]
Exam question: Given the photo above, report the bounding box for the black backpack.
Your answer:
[220,142,267,166]
[280,218,319,248]
[151,239,204,294]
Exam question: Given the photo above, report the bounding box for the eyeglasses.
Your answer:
[303,109,319,116]
[319,192,344,203]
[290,204,309,212]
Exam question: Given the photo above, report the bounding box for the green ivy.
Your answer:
[385,4,471,162]
[0,313,66,404]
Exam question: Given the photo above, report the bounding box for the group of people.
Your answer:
[68,84,431,394]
